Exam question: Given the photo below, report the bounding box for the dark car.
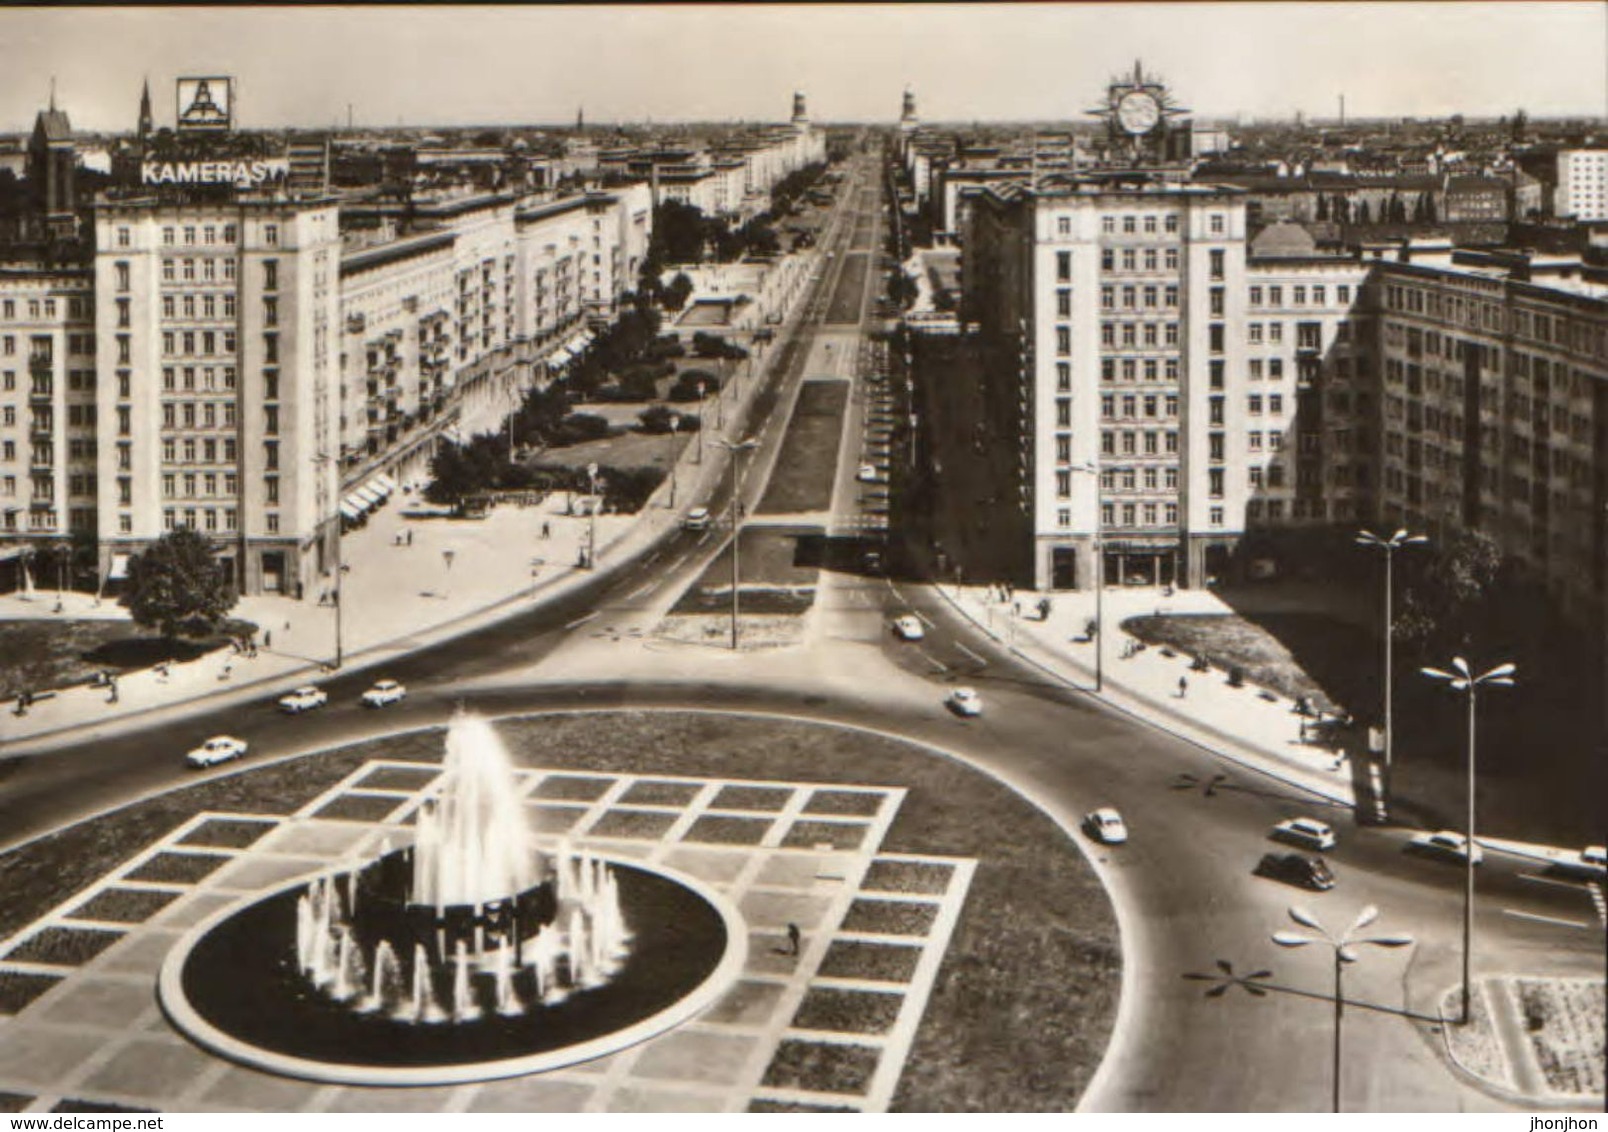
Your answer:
[1254,852,1336,891]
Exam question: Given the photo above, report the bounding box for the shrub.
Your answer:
[668,369,723,402]
[637,404,699,434]
[547,412,614,447]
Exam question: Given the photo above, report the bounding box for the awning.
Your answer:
[371,473,398,496]
[342,492,373,514]
[353,485,384,507]
[548,346,573,367]
[339,501,364,521]
[108,553,131,580]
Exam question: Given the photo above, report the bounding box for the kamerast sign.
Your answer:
[140,158,290,188]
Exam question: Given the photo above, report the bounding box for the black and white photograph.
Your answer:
[0,1,1602,1117]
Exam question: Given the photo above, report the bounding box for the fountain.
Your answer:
[286,713,630,1024]
[157,710,747,1086]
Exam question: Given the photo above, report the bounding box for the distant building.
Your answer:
[1556,148,1608,221]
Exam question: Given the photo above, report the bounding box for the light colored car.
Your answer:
[1271,817,1337,851]
[361,679,407,708]
[857,463,878,483]
[186,735,247,768]
[682,507,711,531]
[892,614,925,641]
[278,686,328,714]
[1410,830,1484,865]
[1560,845,1606,879]
[946,687,982,717]
[1084,808,1128,845]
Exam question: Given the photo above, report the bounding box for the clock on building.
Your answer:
[1116,91,1163,136]
[1087,61,1188,155]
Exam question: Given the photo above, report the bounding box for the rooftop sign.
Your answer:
[140,158,289,188]
[176,77,233,134]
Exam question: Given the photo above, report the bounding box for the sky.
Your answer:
[2,2,1603,134]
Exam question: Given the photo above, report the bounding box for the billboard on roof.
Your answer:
[176,77,233,133]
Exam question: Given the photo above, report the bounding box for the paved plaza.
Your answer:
[0,758,974,1113]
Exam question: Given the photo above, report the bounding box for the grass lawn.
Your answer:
[0,710,1119,1112]
[756,382,849,515]
[1514,977,1606,1096]
[0,619,248,702]
[1120,612,1355,710]
[826,254,870,324]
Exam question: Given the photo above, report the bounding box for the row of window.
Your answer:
[1098,284,1182,311]
[161,293,239,320]
[1096,322,1181,349]
[1100,247,1181,273]
[1248,284,1353,309]
[160,402,243,430]
[1099,393,1181,420]
[163,507,249,534]
[161,472,239,499]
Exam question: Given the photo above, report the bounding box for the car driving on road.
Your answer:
[857,463,878,483]
[1409,830,1484,865]
[946,687,982,717]
[892,614,925,641]
[1084,808,1129,845]
[682,507,711,531]
[1254,852,1336,891]
[186,735,248,769]
[277,686,328,714]
[1270,817,1337,851]
[361,679,407,708]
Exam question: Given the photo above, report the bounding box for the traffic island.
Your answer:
[1438,976,1606,1106]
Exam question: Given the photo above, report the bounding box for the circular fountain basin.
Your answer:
[158,856,746,1086]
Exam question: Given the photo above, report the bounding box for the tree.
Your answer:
[662,272,695,312]
[121,528,238,639]
[1396,529,1502,652]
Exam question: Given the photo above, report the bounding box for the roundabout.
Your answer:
[0,704,1121,1112]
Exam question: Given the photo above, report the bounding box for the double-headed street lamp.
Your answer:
[713,437,758,651]
[1356,528,1427,797]
[1272,904,1414,1113]
[1420,655,1515,1026]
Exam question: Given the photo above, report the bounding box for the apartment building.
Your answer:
[1376,258,1606,624]
[0,267,97,543]
[1556,148,1608,221]
[92,198,344,597]
[962,177,1607,631]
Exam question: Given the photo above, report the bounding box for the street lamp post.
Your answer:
[1071,461,1103,692]
[695,382,706,465]
[1272,904,1414,1113]
[714,437,759,651]
[313,452,343,669]
[584,464,602,570]
[667,417,679,509]
[1356,528,1427,796]
[1421,656,1516,1025]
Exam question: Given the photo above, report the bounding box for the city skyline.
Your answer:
[1,2,1604,133]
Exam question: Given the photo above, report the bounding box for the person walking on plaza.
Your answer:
[1178,675,1188,699]
[107,676,118,704]
[264,629,272,650]
[541,520,551,539]
[786,922,802,956]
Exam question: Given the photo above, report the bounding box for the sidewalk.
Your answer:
[0,246,824,753]
[935,581,1361,806]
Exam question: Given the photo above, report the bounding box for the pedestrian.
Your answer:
[786,922,802,957]
[220,663,232,682]
[541,521,551,539]
[107,677,118,704]
[1178,675,1188,699]
[264,629,272,650]
[407,529,414,546]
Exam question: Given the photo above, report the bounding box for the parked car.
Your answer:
[186,735,248,769]
[1558,845,1606,880]
[682,507,711,531]
[1409,830,1484,865]
[278,686,328,714]
[1254,852,1336,891]
[857,463,878,483]
[1270,817,1337,852]
[892,614,925,641]
[361,679,407,708]
[1084,808,1129,845]
[945,687,982,717]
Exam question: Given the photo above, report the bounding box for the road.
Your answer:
[1,149,1600,1113]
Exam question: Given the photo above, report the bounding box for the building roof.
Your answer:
[339,230,456,277]
[1250,220,1317,258]
[32,108,72,144]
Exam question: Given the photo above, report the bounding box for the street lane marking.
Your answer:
[914,611,935,629]
[955,643,987,668]
[564,612,599,631]
[915,648,948,674]
[626,581,655,601]
[1518,872,1596,892]
[1502,908,1593,930]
